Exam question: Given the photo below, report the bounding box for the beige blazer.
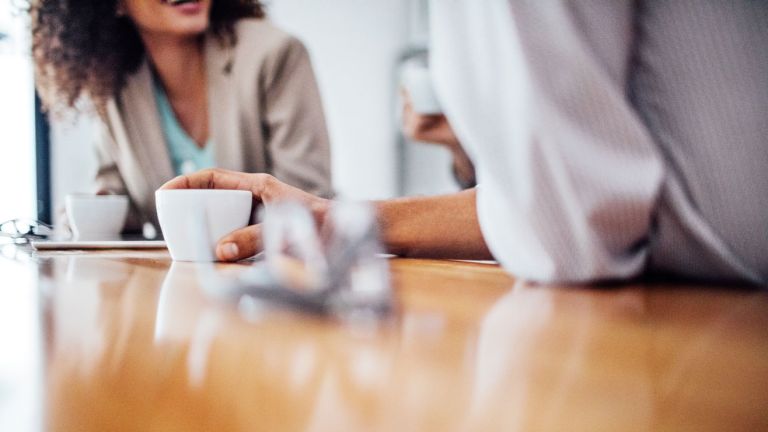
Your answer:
[95,19,332,232]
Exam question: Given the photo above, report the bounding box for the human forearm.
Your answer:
[162,170,492,262]
[376,189,492,260]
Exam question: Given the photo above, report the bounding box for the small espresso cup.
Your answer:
[65,194,129,240]
[155,189,252,262]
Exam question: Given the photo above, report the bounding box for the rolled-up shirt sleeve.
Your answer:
[432,0,665,283]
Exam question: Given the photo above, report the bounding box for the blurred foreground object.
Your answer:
[0,219,53,244]
[201,202,392,320]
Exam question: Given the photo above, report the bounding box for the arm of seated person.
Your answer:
[377,189,491,260]
[160,169,492,262]
[401,90,477,189]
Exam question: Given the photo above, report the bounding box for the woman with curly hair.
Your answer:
[30,0,332,233]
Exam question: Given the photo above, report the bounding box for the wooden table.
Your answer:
[1,248,767,431]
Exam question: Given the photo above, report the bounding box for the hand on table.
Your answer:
[160,169,330,262]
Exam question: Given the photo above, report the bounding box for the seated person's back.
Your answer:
[430,0,768,283]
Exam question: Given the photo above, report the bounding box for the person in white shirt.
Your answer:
[162,0,768,285]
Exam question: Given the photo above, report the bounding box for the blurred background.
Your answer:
[0,0,459,227]
[0,0,37,224]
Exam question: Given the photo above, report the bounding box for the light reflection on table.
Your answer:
[1,249,767,431]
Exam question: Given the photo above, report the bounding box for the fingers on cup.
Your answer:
[216,224,264,262]
[161,168,241,191]
[160,170,278,205]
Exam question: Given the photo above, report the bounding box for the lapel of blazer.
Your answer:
[115,59,174,218]
[205,35,245,173]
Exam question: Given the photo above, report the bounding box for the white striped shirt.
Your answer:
[430,0,768,284]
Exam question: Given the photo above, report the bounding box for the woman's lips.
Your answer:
[161,0,204,14]
[163,0,199,5]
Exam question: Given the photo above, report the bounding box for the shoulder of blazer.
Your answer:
[228,18,310,75]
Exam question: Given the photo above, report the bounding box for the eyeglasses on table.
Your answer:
[0,219,54,243]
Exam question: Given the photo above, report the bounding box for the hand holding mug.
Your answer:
[401,91,477,189]
[160,169,330,262]
[401,89,462,150]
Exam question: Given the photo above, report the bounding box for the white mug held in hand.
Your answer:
[65,194,129,240]
[401,64,442,115]
[155,190,252,262]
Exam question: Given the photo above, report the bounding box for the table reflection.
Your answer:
[30,255,768,431]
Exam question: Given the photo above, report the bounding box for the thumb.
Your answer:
[216,224,264,262]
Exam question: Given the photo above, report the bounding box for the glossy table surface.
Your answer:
[1,246,767,431]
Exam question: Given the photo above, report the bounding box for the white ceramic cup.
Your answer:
[65,194,129,240]
[401,64,442,115]
[155,189,252,262]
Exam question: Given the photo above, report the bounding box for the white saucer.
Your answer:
[31,240,167,250]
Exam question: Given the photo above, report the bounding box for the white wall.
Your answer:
[0,3,37,223]
[269,0,411,199]
[268,0,459,198]
[50,114,100,226]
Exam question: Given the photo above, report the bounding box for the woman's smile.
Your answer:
[161,0,205,15]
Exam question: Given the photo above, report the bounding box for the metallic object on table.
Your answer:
[0,219,53,243]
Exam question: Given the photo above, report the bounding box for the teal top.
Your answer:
[153,79,215,176]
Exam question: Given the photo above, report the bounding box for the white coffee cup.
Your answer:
[401,64,442,115]
[65,194,129,240]
[155,189,252,262]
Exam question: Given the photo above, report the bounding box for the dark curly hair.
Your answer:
[29,0,265,116]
